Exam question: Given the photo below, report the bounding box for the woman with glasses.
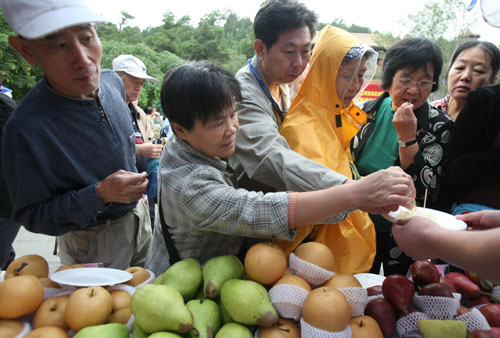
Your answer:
[431,40,500,121]
[350,37,453,276]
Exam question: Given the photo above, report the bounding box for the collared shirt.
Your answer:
[146,135,298,275]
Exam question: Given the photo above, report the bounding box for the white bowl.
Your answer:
[383,206,467,231]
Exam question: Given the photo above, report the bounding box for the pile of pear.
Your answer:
[129,241,388,338]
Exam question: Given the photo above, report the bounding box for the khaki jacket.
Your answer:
[131,102,154,144]
[230,56,348,194]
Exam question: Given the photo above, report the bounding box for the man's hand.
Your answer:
[456,210,500,230]
[136,143,164,159]
[357,166,416,213]
[96,170,148,205]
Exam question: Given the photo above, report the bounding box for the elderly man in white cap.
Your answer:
[113,54,164,227]
[1,0,152,269]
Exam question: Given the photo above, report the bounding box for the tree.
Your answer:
[406,0,473,42]
[0,9,41,101]
[117,11,135,38]
[323,19,372,33]
[101,40,183,107]
[404,0,477,98]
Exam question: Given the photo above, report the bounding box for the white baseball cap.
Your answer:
[0,0,107,39]
[112,54,158,83]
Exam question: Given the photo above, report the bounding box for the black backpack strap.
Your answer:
[158,186,181,265]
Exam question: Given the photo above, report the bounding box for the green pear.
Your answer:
[73,323,129,338]
[417,320,466,338]
[132,320,148,338]
[186,298,221,338]
[220,279,278,327]
[203,255,244,298]
[217,298,233,324]
[131,284,193,334]
[147,333,183,338]
[157,258,203,301]
[214,322,253,338]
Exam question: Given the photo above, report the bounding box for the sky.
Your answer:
[83,0,500,45]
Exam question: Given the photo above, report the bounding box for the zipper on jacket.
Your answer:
[96,98,107,121]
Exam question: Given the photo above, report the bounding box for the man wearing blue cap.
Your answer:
[0,0,152,269]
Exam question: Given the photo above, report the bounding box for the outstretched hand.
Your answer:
[96,170,148,205]
[456,210,500,230]
[391,216,443,260]
[356,166,416,214]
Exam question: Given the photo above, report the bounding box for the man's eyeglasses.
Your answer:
[394,78,435,90]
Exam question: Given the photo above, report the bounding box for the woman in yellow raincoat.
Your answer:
[278,25,378,273]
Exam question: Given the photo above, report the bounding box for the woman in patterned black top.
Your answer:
[350,38,453,276]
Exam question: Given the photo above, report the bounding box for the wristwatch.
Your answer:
[398,139,417,148]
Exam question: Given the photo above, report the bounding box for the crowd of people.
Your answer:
[0,0,499,282]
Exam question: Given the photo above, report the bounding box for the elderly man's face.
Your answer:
[120,73,145,104]
[12,24,102,99]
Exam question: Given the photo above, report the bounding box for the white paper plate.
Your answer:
[354,273,386,289]
[383,206,467,231]
[49,267,133,287]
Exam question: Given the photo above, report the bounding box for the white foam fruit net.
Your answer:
[397,311,430,338]
[413,293,461,320]
[456,307,491,333]
[337,287,368,317]
[268,283,310,321]
[300,317,352,338]
[367,294,384,302]
[493,286,500,300]
[288,253,334,287]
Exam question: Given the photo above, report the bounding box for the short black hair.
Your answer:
[254,0,318,50]
[448,40,500,83]
[381,38,443,92]
[145,106,154,115]
[160,61,242,131]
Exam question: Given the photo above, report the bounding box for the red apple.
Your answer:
[445,272,481,298]
[480,304,500,328]
[469,295,493,307]
[364,298,396,338]
[410,260,441,287]
[382,274,415,313]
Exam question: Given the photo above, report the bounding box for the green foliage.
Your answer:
[2,1,483,104]
[323,18,372,33]
[404,0,478,98]
[406,0,473,42]
[101,40,183,106]
[0,9,42,101]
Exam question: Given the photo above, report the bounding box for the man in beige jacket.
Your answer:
[113,54,163,226]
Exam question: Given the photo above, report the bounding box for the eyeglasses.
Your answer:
[394,78,435,90]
